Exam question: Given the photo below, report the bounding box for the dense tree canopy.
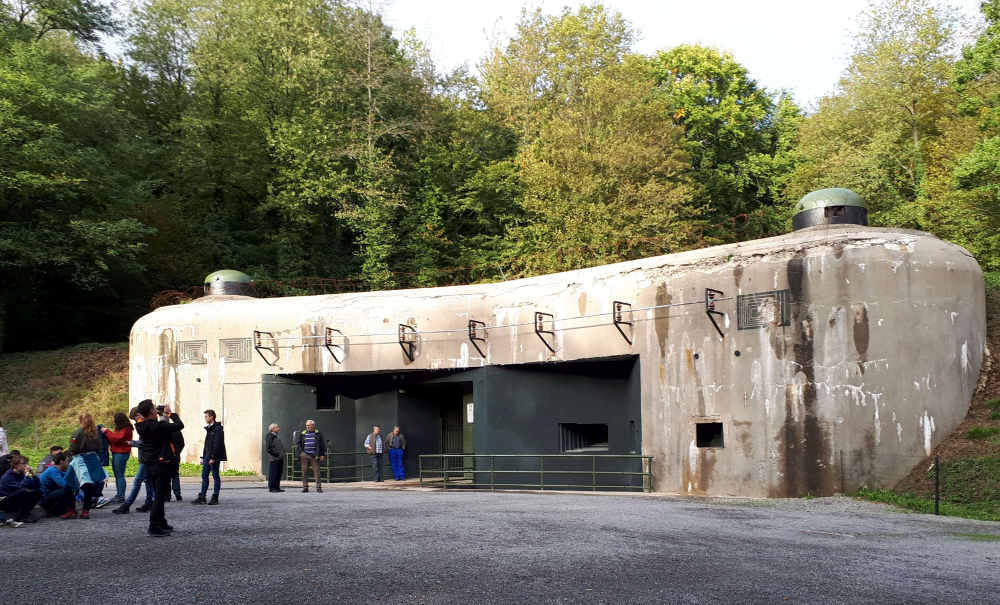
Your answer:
[0,0,997,351]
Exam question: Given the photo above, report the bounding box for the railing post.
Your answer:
[592,456,597,492]
[540,455,544,491]
[444,456,449,491]
[491,455,495,492]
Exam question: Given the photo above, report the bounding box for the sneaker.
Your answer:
[135,504,151,513]
[60,510,78,519]
[316,486,322,493]
[79,510,90,519]
[94,496,110,509]
[174,494,183,502]
[147,527,171,537]
[4,519,24,528]
[302,487,309,493]
[163,522,174,531]
[207,494,219,505]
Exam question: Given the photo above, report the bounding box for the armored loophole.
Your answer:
[696,422,724,448]
[824,205,846,217]
[560,423,609,453]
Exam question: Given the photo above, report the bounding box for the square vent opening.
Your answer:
[696,422,724,448]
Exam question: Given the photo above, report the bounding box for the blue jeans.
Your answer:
[111,453,130,499]
[389,448,404,480]
[125,462,154,506]
[200,460,221,496]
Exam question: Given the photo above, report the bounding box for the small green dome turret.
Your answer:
[204,270,253,296]
[793,188,868,230]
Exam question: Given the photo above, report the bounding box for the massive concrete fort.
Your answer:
[129,189,985,497]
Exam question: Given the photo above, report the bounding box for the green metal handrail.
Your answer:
[285,447,392,483]
[419,454,654,493]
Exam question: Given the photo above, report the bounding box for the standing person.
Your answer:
[387,426,407,481]
[0,455,41,523]
[38,452,78,519]
[265,424,286,493]
[0,418,7,457]
[112,407,154,515]
[35,445,64,476]
[135,399,183,537]
[295,419,325,493]
[158,406,185,502]
[363,425,385,482]
[192,410,226,506]
[67,413,107,519]
[102,413,133,504]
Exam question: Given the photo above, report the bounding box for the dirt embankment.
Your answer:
[0,343,129,449]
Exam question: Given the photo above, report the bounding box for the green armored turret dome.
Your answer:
[204,269,253,296]
[793,188,868,230]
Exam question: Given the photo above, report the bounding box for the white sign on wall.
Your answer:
[466,402,474,424]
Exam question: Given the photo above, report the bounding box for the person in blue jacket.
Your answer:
[0,455,42,523]
[39,452,78,518]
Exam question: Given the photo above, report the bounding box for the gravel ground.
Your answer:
[2,483,998,604]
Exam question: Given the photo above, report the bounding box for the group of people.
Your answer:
[3,410,413,535]
[268,421,407,492]
[0,404,228,537]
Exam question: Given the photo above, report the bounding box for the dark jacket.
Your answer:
[0,469,40,497]
[386,432,406,450]
[265,432,286,462]
[295,430,326,458]
[202,423,227,462]
[136,414,185,465]
[68,428,102,456]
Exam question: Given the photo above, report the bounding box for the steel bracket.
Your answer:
[253,330,279,366]
[612,300,633,345]
[324,327,347,363]
[705,288,725,339]
[468,320,487,357]
[534,312,556,352]
[398,324,417,362]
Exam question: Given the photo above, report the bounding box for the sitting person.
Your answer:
[35,445,65,476]
[39,452,78,519]
[0,455,42,523]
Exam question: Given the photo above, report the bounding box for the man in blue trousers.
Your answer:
[387,426,407,481]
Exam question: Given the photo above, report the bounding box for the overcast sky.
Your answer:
[381,0,985,109]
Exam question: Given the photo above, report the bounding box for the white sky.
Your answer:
[381,0,985,109]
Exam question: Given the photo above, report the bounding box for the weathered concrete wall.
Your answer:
[129,225,985,497]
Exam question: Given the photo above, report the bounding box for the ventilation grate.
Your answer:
[737,290,791,330]
[178,340,208,364]
[220,338,252,363]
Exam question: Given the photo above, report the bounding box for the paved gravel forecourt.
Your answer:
[1,484,998,604]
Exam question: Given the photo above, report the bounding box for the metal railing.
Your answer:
[285,447,391,483]
[419,454,654,493]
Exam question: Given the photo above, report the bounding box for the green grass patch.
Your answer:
[986,271,1000,293]
[986,398,1000,410]
[951,533,1000,542]
[856,457,1000,522]
[966,427,1000,440]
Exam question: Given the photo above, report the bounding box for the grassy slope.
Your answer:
[0,343,249,477]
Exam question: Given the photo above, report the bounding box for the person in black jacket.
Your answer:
[265,423,285,493]
[134,399,184,537]
[192,410,226,506]
[157,406,185,502]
